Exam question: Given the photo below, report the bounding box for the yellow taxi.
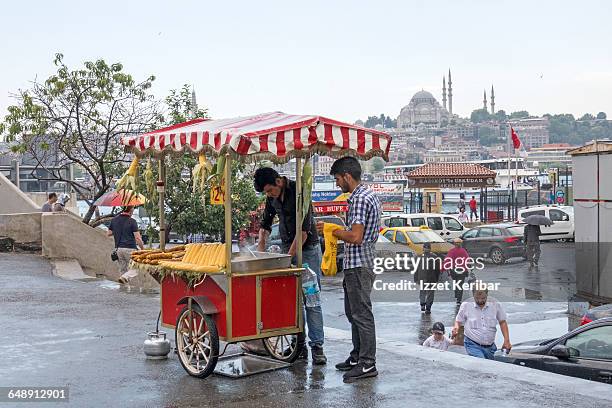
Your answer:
[380,226,453,256]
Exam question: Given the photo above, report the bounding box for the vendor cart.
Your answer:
[121,111,391,378]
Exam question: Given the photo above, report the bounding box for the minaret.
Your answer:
[448,69,453,115]
[191,86,198,118]
[490,85,495,114]
[483,89,488,111]
[442,76,447,110]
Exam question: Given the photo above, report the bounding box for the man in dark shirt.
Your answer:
[107,206,144,283]
[524,224,541,270]
[254,167,326,365]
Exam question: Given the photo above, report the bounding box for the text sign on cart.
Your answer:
[210,185,225,205]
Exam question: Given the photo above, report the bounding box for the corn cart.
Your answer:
[121,112,391,378]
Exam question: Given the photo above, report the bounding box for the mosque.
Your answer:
[397,70,496,129]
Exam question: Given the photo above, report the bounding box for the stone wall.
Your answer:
[0,212,42,243]
[41,213,120,278]
[0,172,40,214]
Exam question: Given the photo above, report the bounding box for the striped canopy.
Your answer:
[121,112,392,163]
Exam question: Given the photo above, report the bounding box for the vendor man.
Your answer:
[254,167,326,365]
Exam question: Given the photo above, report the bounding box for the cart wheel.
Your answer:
[175,305,219,378]
[263,334,304,363]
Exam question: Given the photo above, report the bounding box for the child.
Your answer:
[422,322,452,351]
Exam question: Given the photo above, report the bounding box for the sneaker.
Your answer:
[420,304,426,312]
[311,346,327,365]
[425,307,431,314]
[117,277,128,284]
[335,357,358,371]
[343,362,378,383]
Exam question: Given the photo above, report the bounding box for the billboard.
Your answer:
[312,183,404,212]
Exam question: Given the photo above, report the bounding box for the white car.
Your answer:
[380,213,466,240]
[518,205,575,241]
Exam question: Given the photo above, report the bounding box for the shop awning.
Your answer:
[121,112,391,163]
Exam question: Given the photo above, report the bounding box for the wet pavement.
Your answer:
[1,243,610,408]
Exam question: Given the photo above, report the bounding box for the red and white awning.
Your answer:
[121,112,391,163]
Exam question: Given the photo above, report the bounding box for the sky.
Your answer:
[1,0,611,124]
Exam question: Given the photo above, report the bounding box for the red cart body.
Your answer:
[161,270,301,342]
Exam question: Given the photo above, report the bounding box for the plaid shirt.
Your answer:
[344,184,382,269]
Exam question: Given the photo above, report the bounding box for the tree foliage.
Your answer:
[364,114,397,129]
[470,108,492,123]
[509,110,530,119]
[0,53,159,224]
[153,85,261,241]
[597,112,607,120]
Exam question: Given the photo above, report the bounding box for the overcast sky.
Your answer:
[1,0,611,123]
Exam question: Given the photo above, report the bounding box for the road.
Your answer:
[2,242,608,408]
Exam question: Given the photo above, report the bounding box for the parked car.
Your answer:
[380,226,453,256]
[518,205,575,241]
[460,224,526,265]
[581,304,612,326]
[381,213,466,240]
[495,317,612,384]
[375,234,417,259]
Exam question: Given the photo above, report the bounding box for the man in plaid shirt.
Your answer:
[317,157,381,383]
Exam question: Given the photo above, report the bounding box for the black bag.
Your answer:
[111,249,119,261]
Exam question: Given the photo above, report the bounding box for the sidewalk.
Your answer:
[1,253,610,408]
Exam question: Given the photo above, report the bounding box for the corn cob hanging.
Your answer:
[302,158,313,223]
[192,153,213,193]
[115,157,139,203]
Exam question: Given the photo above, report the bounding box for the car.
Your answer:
[375,234,416,259]
[518,205,575,241]
[495,317,612,384]
[380,226,453,256]
[581,304,612,326]
[460,223,526,265]
[381,213,466,240]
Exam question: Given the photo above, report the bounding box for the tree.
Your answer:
[157,85,261,241]
[493,109,507,122]
[509,110,530,119]
[0,53,159,224]
[597,112,607,120]
[470,108,492,123]
[579,113,595,121]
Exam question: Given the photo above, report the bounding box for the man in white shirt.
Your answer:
[452,287,512,359]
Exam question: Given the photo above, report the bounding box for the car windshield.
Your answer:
[406,231,445,244]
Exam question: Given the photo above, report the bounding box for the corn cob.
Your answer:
[144,159,156,197]
[116,157,139,202]
[166,245,186,252]
[302,158,313,223]
[182,244,195,263]
[147,253,174,260]
[192,153,213,193]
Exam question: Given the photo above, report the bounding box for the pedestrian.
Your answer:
[52,193,70,212]
[422,322,452,351]
[443,238,471,305]
[107,206,144,284]
[316,157,381,383]
[469,195,478,222]
[415,242,440,314]
[254,167,327,365]
[41,192,57,212]
[457,207,469,224]
[452,287,512,359]
[524,224,541,270]
[457,193,466,212]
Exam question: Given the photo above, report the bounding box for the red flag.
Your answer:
[511,127,521,149]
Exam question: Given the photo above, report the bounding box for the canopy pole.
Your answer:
[158,157,166,251]
[295,158,303,268]
[224,153,232,275]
